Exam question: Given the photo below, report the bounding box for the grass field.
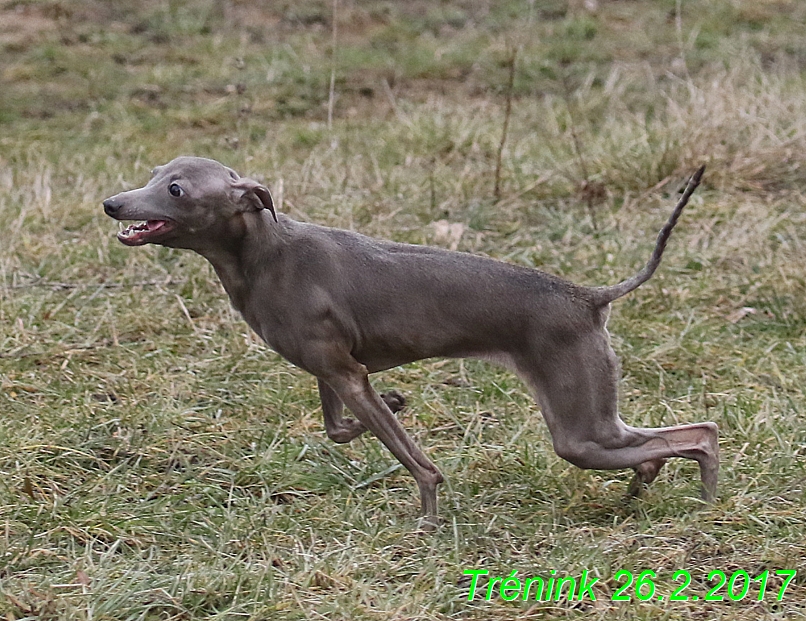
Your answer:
[1,0,806,618]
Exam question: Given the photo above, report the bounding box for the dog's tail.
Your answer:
[590,164,705,308]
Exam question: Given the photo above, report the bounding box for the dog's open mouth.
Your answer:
[117,220,175,246]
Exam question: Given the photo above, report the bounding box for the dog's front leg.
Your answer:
[320,369,444,530]
[318,378,368,443]
[318,380,407,443]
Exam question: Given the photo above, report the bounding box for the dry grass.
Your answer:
[1,1,806,619]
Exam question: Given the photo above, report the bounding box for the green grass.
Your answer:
[2,0,806,619]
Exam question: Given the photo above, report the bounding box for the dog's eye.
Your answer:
[169,183,184,197]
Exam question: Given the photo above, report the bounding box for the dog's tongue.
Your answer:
[147,220,166,231]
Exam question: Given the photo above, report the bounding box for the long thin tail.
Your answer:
[591,164,706,307]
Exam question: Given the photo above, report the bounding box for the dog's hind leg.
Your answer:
[519,335,719,501]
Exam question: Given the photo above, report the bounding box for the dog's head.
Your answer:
[102,156,276,248]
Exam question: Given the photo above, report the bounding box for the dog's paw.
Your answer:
[627,458,667,496]
[380,389,406,414]
[416,515,442,533]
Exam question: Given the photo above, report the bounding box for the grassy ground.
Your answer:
[2,0,806,619]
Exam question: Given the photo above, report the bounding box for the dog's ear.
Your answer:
[231,177,277,222]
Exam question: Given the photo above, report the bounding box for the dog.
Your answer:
[104,157,717,529]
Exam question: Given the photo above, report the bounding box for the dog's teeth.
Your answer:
[117,222,146,237]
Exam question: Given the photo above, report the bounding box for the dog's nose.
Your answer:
[103,197,122,216]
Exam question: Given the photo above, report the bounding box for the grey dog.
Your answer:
[103,157,718,528]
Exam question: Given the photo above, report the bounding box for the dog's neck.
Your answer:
[198,210,286,314]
